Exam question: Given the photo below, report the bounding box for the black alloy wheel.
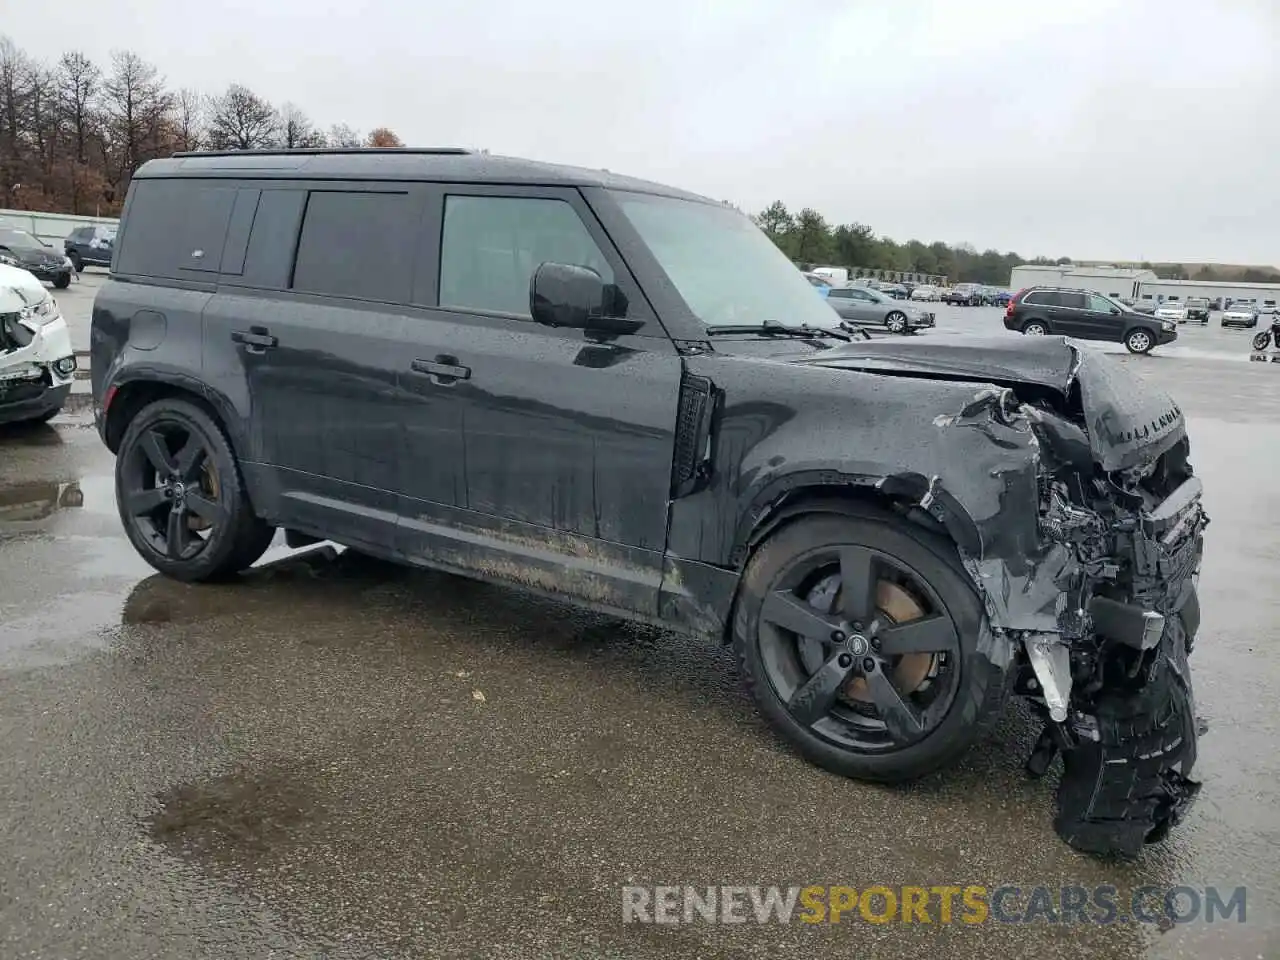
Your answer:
[115,398,275,580]
[735,509,1009,782]
[756,543,961,750]
[120,419,227,562]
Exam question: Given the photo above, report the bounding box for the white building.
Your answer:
[1009,263,1280,309]
[1008,265,1157,300]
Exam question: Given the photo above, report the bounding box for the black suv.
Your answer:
[64,224,117,272]
[1004,286,1176,354]
[90,149,1206,855]
[1183,297,1210,323]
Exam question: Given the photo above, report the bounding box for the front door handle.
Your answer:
[411,356,471,384]
[231,326,278,352]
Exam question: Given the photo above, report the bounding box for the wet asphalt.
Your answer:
[2,308,1278,959]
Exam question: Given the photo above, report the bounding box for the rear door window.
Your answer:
[439,195,613,316]
[115,179,237,279]
[1024,291,1061,306]
[291,190,418,303]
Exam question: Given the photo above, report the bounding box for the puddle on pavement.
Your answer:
[0,479,85,523]
[149,765,322,861]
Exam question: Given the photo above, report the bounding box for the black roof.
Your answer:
[133,148,712,202]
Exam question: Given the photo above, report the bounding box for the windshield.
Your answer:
[611,191,843,329]
[0,227,45,250]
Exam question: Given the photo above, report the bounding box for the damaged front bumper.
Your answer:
[0,305,75,425]
[1015,471,1206,857]
[799,335,1209,856]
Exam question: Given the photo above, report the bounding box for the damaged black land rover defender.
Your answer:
[91,149,1206,856]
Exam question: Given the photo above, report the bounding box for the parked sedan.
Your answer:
[0,226,73,289]
[909,284,940,302]
[1154,301,1189,324]
[827,284,935,334]
[1221,303,1259,328]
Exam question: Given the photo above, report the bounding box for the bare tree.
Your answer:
[0,36,33,200]
[365,127,403,148]
[101,50,174,190]
[27,64,62,200]
[58,51,98,163]
[327,122,361,148]
[207,84,278,150]
[278,102,324,148]
[173,87,206,152]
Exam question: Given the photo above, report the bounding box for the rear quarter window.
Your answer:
[115,179,237,279]
[290,190,418,303]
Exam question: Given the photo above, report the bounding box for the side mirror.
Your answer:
[530,262,608,329]
[1110,307,1120,315]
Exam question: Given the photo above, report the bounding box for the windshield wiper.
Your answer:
[705,319,857,341]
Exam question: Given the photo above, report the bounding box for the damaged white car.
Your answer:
[0,263,77,426]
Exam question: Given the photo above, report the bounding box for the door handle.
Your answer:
[231,326,278,352]
[411,356,471,384]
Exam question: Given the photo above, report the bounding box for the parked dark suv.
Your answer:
[1005,286,1177,354]
[64,224,117,272]
[91,149,1206,855]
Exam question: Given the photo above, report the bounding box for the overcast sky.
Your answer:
[8,0,1278,264]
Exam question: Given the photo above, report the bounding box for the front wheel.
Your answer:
[1125,328,1155,354]
[885,312,907,334]
[734,508,1010,783]
[1252,331,1272,351]
[115,398,276,581]
[52,272,71,289]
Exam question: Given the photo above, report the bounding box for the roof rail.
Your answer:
[171,147,471,159]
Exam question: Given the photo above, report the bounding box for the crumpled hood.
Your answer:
[797,334,1186,472]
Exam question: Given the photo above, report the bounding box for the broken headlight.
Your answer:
[0,252,17,267]
[18,295,59,329]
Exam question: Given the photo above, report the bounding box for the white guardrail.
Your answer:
[0,208,120,247]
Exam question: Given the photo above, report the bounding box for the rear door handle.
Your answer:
[411,356,471,384]
[231,326,278,352]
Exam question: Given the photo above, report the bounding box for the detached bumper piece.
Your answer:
[1048,617,1201,857]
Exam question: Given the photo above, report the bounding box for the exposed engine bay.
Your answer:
[808,336,1208,856]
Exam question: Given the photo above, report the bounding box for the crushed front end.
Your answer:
[796,334,1208,855]
[973,353,1207,857]
[0,281,76,426]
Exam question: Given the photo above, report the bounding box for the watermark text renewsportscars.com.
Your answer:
[622,885,1246,926]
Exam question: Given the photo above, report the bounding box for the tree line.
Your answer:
[0,35,403,216]
[752,201,1280,286]
[753,200,1072,287]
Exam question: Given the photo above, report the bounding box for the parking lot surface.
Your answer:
[2,289,1278,959]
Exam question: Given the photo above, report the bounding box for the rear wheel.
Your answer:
[52,272,71,290]
[734,508,1010,783]
[115,398,275,581]
[1022,320,1048,335]
[1125,328,1154,354]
